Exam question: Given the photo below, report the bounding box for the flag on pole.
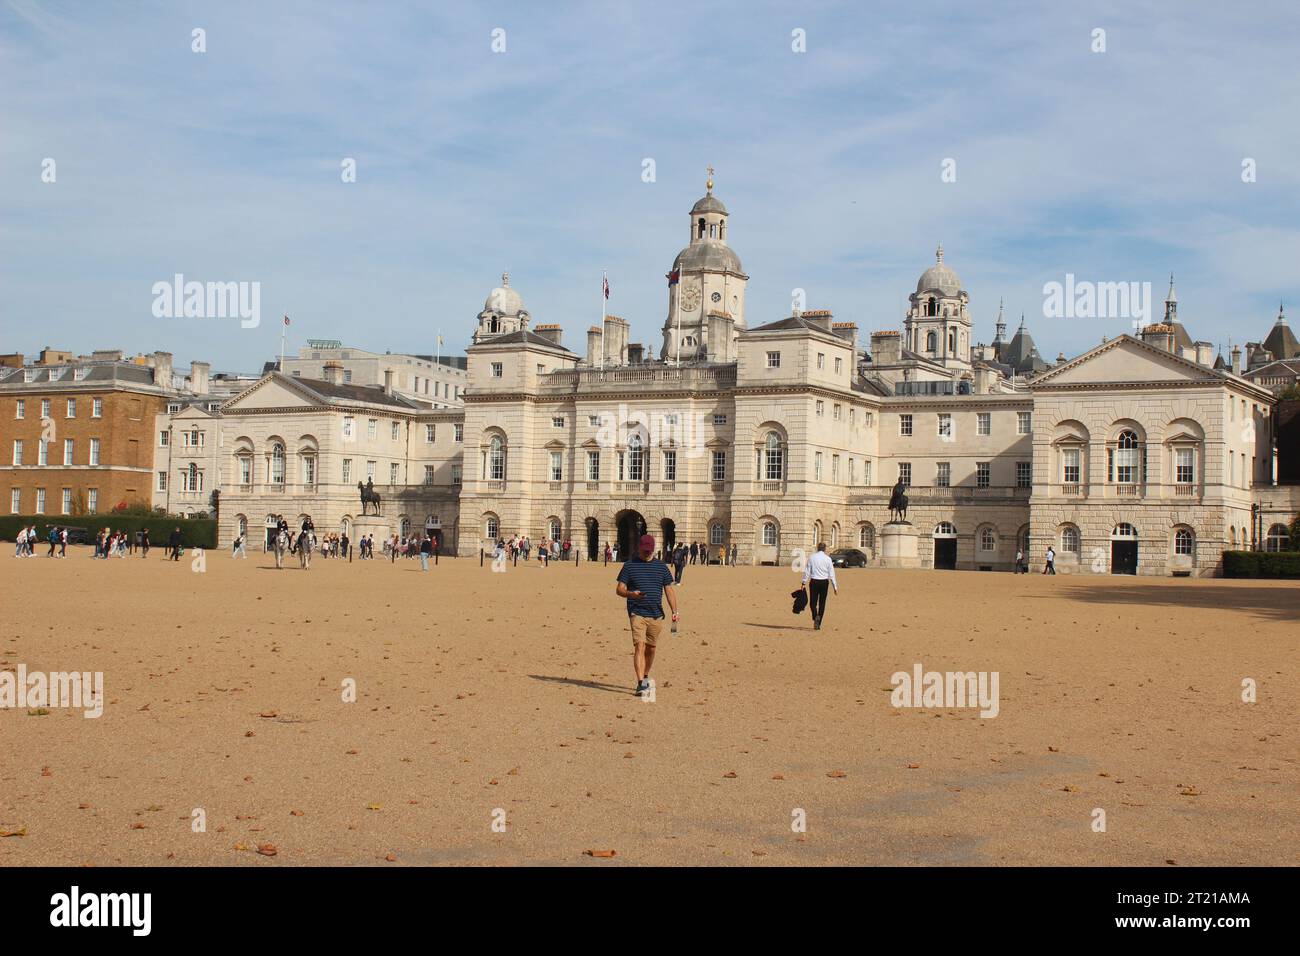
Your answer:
[602,275,610,300]
[283,315,291,326]
[667,267,680,286]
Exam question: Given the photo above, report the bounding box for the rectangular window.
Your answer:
[35,488,45,513]
[663,450,677,481]
[63,438,74,465]
[92,398,103,418]
[817,353,825,370]
[343,369,352,383]
[426,424,436,443]
[711,450,726,481]
[389,462,400,484]
[713,413,727,425]
[628,448,645,481]
[977,462,991,488]
[816,401,824,417]
[834,357,843,375]
[537,364,545,374]
[61,488,72,514]
[833,404,841,421]
[157,471,167,492]
[66,398,76,418]
[14,399,24,419]
[588,415,601,427]
[897,462,911,487]
[454,424,463,442]
[239,457,252,484]
[766,351,781,369]
[491,362,504,378]
[366,460,376,481]
[159,431,169,446]
[1016,461,1032,488]
[849,408,855,426]
[936,461,950,487]
[1017,411,1031,435]
[343,416,354,439]
[367,419,378,440]
[9,488,19,513]
[550,451,563,482]
[831,454,839,481]
[848,458,856,485]
[424,465,435,485]
[1176,448,1195,484]
[937,413,952,438]
[89,438,100,466]
[451,464,462,485]
[552,416,565,429]
[864,459,872,484]
[899,414,913,437]
[1063,448,1080,484]
[814,451,823,481]
[41,399,51,419]
[391,421,400,441]
[341,459,351,483]
[303,458,315,486]
[977,412,991,436]
[87,488,97,514]
[587,451,601,481]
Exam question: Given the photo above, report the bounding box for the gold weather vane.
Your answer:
[706,164,714,193]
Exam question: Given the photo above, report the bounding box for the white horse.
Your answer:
[272,529,291,569]
[298,531,315,570]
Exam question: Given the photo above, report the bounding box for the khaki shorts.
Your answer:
[629,614,664,647]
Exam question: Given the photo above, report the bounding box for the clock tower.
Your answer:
[661,168,748,361]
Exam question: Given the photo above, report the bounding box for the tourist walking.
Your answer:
[672,543,686,584]
[419,534,432,571]
[802,541,839,631]
[1043,545,1056,575]
[168,526,183,561]
[615,534,679,698]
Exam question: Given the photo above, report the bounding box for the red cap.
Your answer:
[638,534,656,554]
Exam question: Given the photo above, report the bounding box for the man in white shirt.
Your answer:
[802,542,839,630]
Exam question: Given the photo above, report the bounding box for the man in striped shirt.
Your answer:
[616,534,679,697]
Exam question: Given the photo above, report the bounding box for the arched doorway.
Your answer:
[264,514,279,550]
[586,518,600,561]
[933,522,958,570]
[660,518,676,554]
[1111,523,1138,574]
[615,509,647,562]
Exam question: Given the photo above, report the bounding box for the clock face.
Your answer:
[681,286,701,311]
[711,291,722,303]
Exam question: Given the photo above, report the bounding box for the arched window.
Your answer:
[980,527,996,551]
[709,223,716,238]
[709,523,725,546]
[698,217,706,239]
[270,443,285,484]
[548,517,562,540]
[188,462,200,490]
[763,432,784,480]
[236,514,247,538]
[488,435,505,480]
[485,515,499,539]
[1229,526,1237,548]
[926,331,937,352]
[1061,525,1081,553]
[948,329,956,353]
[1174,528,1195,556]
[859,523,875,550]
[927,297,937,317]
[762,521,778,546]
[400,517,411,538]
[719,221,726,240]
[811,521,823,546]
[1113,523,1138,538]
[1265,523,1291,552]
[1111,430,1141,484]
[935,522,956,536]
[830,523,840,549]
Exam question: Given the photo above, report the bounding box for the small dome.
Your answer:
[483,271,525,315]
[691,194,728,216]
[916,244,962,295]
[673,242,744,275]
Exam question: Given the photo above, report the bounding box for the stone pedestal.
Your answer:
[352,515,392,547]
[880,521,921,569]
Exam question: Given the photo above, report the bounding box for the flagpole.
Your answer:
[674,268,682,367]
[600,270,607,370]
[280,315,287,371]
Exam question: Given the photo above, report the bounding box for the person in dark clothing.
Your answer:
[672,544,686,584]
[168,526,184,561]
[140,527,151,557]
[688,542,698,565]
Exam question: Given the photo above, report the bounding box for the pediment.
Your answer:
[223,375,325,411]
[1032,336,1220,387]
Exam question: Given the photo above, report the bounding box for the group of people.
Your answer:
[493,535,570,565]
[11,524,165,559]
[12,525,53,557]
[1013,545,1057,574]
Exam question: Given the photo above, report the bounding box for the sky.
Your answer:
[2,0,1299,374]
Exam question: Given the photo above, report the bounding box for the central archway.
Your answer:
[586,517,600,561]
[615,509,647,562]
[660,518,676,553]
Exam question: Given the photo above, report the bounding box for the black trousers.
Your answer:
[809,579,830,621]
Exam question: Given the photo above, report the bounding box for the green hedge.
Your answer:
[1222,550,1300,578]
[0,515,217,549]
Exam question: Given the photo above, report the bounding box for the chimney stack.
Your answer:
[322,360,344,385]
[603,315,629,366]
[152,351,174,389]
[534,324,564,347]
[383,369,394,395]
[1231,345,1242,376]
[870,331,901,366]
[190,360,210,395]
[627,342,644,364]
[706,312,734,363]
[586,326,603,366]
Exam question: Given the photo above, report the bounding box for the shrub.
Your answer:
[1223,550,1300,578]
[0,515,217,549]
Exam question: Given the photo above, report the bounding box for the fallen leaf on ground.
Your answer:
[584,849,617,858]
[256,843,277,856]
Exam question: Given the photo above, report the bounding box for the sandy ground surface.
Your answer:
[1,545,1296,867]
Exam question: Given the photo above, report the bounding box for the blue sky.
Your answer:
[2,0,1298,372]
